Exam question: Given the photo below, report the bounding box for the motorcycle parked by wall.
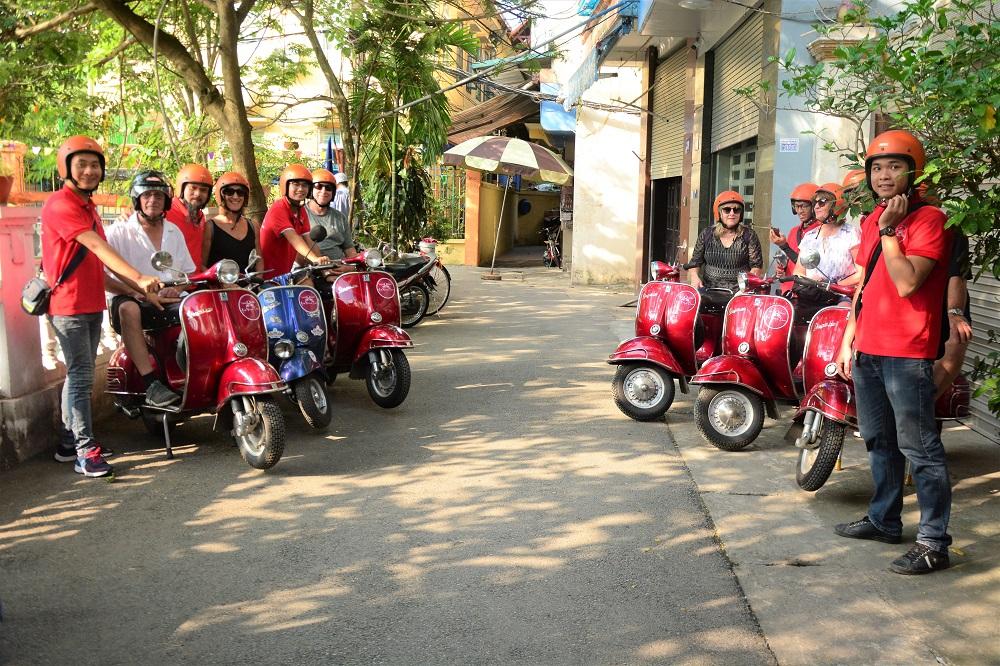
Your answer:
[608,260,742,420]
[257,257,332,429]
[377,238,452,328]
[105,254,288,470]
[689,266,855,451]
[541,223,562,268]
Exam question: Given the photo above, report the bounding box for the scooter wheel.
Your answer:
[611,364,675,421]
[694,386,764,451]
[400,284,429,328]
[366,349,411,408]
[233,396,286,470]
[796,418,845,491]
[294,375,332,430]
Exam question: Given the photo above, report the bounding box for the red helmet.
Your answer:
[789,182,818,213]
[842,169,866,191]
[213,171,250,211]
[176,163,213,201]
[713,190,745,222]
[310,168,336,186]
[57,135,105,182]
[815,182,846,219]
[279,164,313,200]
[864,130,926,189]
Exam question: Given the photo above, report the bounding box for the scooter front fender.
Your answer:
[690,355,774,400]
[278,349,325,384]
[352,324,413,364]
[608,337,686,377]
[216,358,286,412]
[793,379,856,426]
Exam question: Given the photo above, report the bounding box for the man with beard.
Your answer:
[305,168,358,261]
[166,163,213,271]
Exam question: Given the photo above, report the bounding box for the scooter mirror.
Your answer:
[246,249,259,270]
[309,226,328,242]
[799,249,821,270]
[151,251,174,271]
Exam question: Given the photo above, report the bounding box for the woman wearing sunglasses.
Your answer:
[793,182,861,289]
[202,171,264,273]
[688,190,763,292]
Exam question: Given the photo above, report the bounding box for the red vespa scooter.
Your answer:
[690,271,855,451]
[609,260,736,420]
[312,248,414,408]
[106,254,288,470]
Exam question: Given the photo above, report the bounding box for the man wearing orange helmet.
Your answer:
[43,136,162,478]
[165,163,213,271]
[203,171,262,272]
[770,182,820,275]
[260,164,330,275]
[688,190,763,292]
[833,130,955,575]
[305,168,357,261]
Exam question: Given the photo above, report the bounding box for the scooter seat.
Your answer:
[383,259,427,280]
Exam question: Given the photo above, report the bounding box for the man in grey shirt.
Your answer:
[306,168,357,260]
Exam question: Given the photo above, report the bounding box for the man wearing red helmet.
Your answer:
[165,163,213,271]
[42,136,162,478]
[305,168,357,261]
[260,164,329,276]
[770,182,821,275]
[834,130,954,575]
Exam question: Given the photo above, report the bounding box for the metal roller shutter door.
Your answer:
[711,14,764,152]
[650,48,687,180]
[964,274,1000,442]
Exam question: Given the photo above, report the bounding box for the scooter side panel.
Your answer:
[801,306,850,394]
[720,294,759,355]
[935,374,971,419]
[106,346,151,395]
[224,288,269,360]
[607,337,686,377]
[278,349,324,384]
[635,282,669,338]
[351,324,413,364]
[258,286,328,365]
[793,379,857,426]
[752,295,796,399]
[690,355,774,399]
[216,358,285,411]
[634,281,700,374]
[332,271,401,369]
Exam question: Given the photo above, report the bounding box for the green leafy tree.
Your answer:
[772,0,999,416]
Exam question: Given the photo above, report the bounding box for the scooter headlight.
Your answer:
[365,250,384,268]
[737,272,748,292]
[273,339,294,359]
[217,259,240,285]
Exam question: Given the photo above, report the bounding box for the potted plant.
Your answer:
[0,159,14,205]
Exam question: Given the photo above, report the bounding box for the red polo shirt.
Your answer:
[165,197,206,270]
[260,197,310,276]
[41,186,108,315]
[855,202,950,359]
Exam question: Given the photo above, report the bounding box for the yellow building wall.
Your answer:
[477,182,517,267]
[514,191,560,244]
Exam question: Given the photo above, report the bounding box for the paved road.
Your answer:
[0,267,774,665]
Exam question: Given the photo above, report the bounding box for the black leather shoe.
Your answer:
[890,543,950,574]
[834,516,902,544]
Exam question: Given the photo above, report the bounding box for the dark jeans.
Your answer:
[854,352,952,551]
[48,313,104,452]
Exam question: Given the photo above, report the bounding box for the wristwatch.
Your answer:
[879,226,896,237]
[947,308,966,317]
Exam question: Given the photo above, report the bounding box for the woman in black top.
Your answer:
[202,171,263,272]
[688,190,763,292]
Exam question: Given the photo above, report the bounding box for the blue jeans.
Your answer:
[854,353,952,551]
[48,313,104,452]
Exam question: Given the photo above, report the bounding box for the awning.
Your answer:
[562,2,639,110]
[447,92,539,144]
[540,83,576,135]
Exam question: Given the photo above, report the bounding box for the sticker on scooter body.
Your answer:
[376,277,396,299]
[763,304,790,329]
[298,290,320,314]
[238,294,261,320]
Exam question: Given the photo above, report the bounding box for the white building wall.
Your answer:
[570,66,644,286]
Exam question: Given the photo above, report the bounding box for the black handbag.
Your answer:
[21,223,95,316]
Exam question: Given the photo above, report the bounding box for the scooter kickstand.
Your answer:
[163,415,174,460]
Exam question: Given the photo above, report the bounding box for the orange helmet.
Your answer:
[310,168,336,186]
[279,163,313,199]
[213,171,250,210]
[57,135,105,182]
[175,163,213,201]
[713,190,745,222]
[815,182,846,219]
[864,130,926,189]
[789,182,818,207]
[842,169,866,191]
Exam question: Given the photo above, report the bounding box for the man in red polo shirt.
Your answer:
[769,182,820,275]
[42,136,161,478]
[260,164,329,276]
[165,163,213,271]
[834,130,953,574]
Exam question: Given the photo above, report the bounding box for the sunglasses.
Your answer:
[720,206,743,214]
[792,201,813,210]
[221,187,247,198]
[813,198,832,205]
[313,183,334,191]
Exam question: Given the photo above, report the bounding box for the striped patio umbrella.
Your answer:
[443,136,572,278]
[443,136,573,184]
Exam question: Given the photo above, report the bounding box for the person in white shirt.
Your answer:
[104,171,196,407]
[332,171,351,226]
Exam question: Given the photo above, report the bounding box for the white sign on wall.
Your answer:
[779,138,800,153]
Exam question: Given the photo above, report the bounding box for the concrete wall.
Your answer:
[514,191,560,244]
[570,66,644,287]
[476,182,518,267]
[436,238,465,265]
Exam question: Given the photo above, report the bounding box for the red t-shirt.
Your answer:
[786,218,820,275]
[260,197,310,276]
[41,186,109,316]
[165,197,206,270]
[855,203,951,359]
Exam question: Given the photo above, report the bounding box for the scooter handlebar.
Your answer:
[790,274,855,297]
